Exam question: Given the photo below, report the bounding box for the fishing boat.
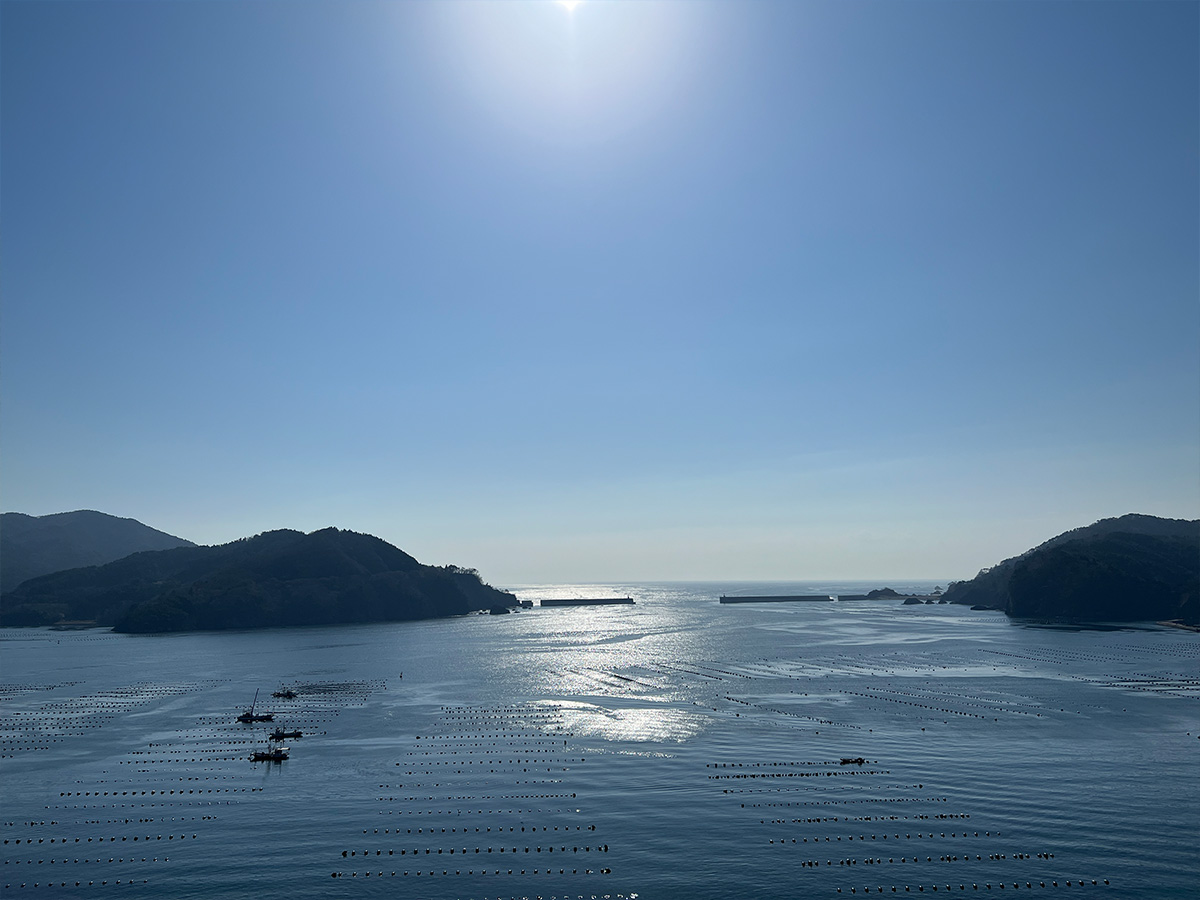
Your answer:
[270,728,302,740]
[272,688,297,699]
[237,689,274,723]
[251,745,289,762]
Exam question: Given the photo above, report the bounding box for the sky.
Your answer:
[2,0,1197,585]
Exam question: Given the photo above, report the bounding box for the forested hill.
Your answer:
[943,514,1199,624]
[0,527,516,632]
[0,510,195,594]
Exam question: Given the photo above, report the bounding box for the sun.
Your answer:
[556,0,582,10]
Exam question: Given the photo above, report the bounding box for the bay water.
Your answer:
[3,582,1197,898]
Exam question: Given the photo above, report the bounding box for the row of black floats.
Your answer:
[238,688,302,762]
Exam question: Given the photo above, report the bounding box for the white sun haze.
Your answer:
[556,0,582,10]
[431,1,709,154]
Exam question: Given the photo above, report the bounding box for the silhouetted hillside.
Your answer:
[943,515,1199,624]
[0,527,516,632]
[1,510,195,594]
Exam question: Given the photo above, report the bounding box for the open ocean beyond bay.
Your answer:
[2,581,1198,899]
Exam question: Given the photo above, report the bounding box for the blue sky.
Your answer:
[3,1,1197,583]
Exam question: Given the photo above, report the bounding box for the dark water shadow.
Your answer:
[1014,619,1162,633]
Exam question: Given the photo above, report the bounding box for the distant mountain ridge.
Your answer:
[943,514,1199,624]
[0,526,516,632]
[1,510,195,594]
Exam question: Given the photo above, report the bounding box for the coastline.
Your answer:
[1157,619,1200,633]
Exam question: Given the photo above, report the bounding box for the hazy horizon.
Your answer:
[3,1,1197,585]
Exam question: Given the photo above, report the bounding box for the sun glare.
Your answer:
[434,0,703,151]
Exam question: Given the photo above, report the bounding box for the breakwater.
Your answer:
[540,598,636,607]
[719,595,834,603]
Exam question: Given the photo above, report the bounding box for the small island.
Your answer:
[0,527,517,633]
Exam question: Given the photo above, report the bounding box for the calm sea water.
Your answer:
[2,581,1198,899]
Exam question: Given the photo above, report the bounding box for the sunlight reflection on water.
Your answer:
[551,700,709,743]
